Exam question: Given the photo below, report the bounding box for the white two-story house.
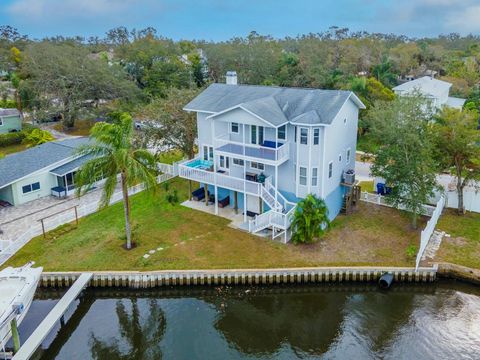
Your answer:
[179,72,365,241]
[393,76,465,110]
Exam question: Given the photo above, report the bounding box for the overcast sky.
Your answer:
[1,0,479,40]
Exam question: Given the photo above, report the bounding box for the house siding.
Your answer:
[11,172,58,205]
[191,93,361,223]
[0,114,22,134]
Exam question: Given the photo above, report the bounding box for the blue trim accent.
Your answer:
[324,185,345,221]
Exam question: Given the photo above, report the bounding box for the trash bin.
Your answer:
[376,183,385,195]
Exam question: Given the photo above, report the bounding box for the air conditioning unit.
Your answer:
[343,169,355,185]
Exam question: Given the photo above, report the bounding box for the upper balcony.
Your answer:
[214,133,289,166]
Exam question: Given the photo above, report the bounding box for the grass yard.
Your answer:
[53,119,95,136]
[0,142,29,155]
[435,210,480,269]
[359,180,374,193]
[3,179,424,271]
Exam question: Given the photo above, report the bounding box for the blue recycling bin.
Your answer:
[376,183,385,195]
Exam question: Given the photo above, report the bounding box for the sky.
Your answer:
[1,0,480,40]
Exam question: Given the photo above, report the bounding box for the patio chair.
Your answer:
[192,187,209,201]
[218,195,230,208]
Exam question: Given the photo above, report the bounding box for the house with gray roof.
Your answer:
[179,72,365,241]
[393,76,465,110]
[0,137,91,206]
[0,108,22,134]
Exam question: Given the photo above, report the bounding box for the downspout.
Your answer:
[243,123,247,222]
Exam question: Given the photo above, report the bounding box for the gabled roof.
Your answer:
[393,76,452,98]
[185,83,365,126]
[0,108,20,117]
[0,137,90,188]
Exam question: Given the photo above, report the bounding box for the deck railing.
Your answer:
[214,133,289,163]
[179,161,262,196]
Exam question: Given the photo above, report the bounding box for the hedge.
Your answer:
[0,131,25,146]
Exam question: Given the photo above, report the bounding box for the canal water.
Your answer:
[16,281,480,360]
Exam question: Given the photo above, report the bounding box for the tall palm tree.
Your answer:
[291,194,330,244]
[75,113,158,249]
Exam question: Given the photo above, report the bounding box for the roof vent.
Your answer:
[226,71,237,85]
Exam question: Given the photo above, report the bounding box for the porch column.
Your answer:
[243,123,247,222]
[234,191,238,214]
[275,127,279,209]
[64,174,67,197]
[213,119,218,215]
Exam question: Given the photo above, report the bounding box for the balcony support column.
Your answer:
[275,128,279,209]
[213,120,218,215]
[243,123,247,223]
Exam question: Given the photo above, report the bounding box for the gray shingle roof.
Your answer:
[184,83,364,126]
[0,108,20,117]
[49,154,92,176]
[0,137,90,188]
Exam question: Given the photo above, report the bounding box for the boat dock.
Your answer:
[12,273,92,360]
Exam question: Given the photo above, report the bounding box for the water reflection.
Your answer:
[89,299,166,359]
[26,283,480,360]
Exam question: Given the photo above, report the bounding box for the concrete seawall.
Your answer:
[39,266,438,288]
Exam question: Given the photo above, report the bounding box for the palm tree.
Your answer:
[75,113,158,249]
[291,194,330,244]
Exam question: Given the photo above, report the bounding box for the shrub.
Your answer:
[406,244,417,259]
[291,194,330,244]
[0,131,25,147]
[0,99,17,108]
[22,128,54,147]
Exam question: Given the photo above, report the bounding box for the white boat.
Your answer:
[0,262,43,351]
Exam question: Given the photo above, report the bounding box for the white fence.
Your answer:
[0,168,176,266]
[361,192,436,217]
[415,196,446,271]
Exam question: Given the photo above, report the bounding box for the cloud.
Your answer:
[446,5,480,33]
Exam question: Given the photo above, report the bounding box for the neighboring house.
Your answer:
[179,72,365,240]
[393,76,465,110]
[0,108,21,134]
[0,138,91,206]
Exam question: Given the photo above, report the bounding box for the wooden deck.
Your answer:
[12,273,93,360]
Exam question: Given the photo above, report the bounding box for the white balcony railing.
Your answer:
[178,161,261,196]
[214,134,289,163]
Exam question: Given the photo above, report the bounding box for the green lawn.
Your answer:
[3,179,424,271]
[359,180,374,193]
[0,142,29,155]
[436,210,480,269]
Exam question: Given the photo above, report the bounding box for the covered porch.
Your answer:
[49,155,90,198]
[181,199,250,231]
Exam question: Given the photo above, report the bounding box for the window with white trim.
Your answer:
[219,155,229,169]
[300,128,308,145]
[328,162,333,178]
[232,158,244,166]
[203,145,213,161]
[299,167,307,186]
[313,128,319,145]
[344,117,347,124]
[22,182,40,194]
[0,118,3,126]
[346,148,351,163]
[312,167,318,186]
[231,122,239,133]
[277,125,286,140]
[250,161,265,171]
[338,153,342,162]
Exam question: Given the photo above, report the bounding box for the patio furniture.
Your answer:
[0,200,12,208]
[218,195,230,208]
[192,187,209,201]
[245,172,258,182]
[262,140,281,148]
[244,210,259,218]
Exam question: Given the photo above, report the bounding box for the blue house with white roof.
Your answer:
[178,72,365,241]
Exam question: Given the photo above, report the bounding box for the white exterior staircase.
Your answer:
[249,177,297,243]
